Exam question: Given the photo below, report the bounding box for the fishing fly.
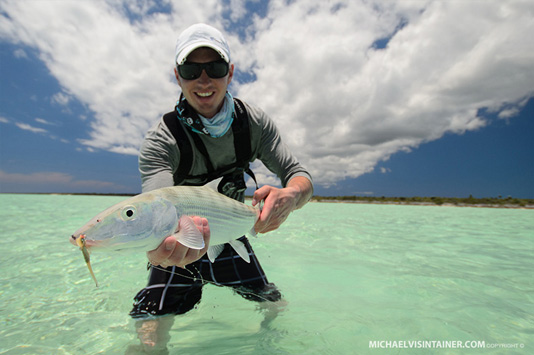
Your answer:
[76,234,99,287]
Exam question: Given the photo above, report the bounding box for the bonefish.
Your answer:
[70,185,260,286]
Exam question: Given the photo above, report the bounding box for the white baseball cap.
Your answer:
[175,23,231,65]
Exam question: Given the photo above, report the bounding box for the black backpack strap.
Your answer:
[232,98,250,167]
[162,111,193,186]
[232,98,258,189]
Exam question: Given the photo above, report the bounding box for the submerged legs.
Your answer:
[127,315,175,354]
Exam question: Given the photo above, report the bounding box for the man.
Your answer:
[130,23,313,350]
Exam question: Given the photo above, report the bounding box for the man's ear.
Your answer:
[227,63,234,85]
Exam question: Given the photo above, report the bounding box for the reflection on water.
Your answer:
[0,194,532,354]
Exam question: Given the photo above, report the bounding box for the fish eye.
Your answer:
[121,206,137,220]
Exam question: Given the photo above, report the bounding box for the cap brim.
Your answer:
[176,42,230,65]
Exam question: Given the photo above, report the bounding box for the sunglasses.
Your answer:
[177,59,229,80]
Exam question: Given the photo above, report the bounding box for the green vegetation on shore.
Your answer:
[312,195,534,208]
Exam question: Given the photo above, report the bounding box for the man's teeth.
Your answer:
[197,92,213,97]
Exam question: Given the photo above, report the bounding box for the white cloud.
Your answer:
[13,48,27,58]
[35,118,56,125]
[51,92,71,106]
[235,0,534,185]
[15,122,48,134]
[227,0,254,22]
[1,0,533,188]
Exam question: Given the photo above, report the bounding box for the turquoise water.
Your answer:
[0,194,532,354]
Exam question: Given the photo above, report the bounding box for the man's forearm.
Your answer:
[287,176,313,210]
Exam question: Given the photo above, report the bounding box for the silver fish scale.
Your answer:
[151,186,259,244]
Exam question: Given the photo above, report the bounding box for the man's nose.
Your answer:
[197,69,210,83]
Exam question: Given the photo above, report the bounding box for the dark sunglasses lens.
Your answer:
[178,61,228,80]
[207,61,229,78]
[178,64,201,80]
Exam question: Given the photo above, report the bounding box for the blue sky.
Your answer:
[1,0,533,198]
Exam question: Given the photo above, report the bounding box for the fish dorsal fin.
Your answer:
[203,177,223,191]
[172,216,205,250]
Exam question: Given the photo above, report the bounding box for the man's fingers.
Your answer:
[164,237,177,251]
[147,236,175,265]
[147,216,211,267]
[252,186,270,206]
[166,242,189,266]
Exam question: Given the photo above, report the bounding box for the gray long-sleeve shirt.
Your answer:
[139,99,312,193]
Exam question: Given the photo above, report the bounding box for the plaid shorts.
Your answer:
[129,237,281,319]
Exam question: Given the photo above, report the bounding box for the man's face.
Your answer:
[175,47,234,118]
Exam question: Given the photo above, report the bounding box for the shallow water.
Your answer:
[0,194,532,354]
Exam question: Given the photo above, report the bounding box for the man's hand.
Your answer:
[147,216,210,268]
[252,176,313,234]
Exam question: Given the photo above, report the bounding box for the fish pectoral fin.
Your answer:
[172,216,205,250]
[229,239,250,263]
[207,244,225,263]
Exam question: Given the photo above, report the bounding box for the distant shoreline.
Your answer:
[2,192,532,209]
[310,196,534,209]
[310,199,534,209]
